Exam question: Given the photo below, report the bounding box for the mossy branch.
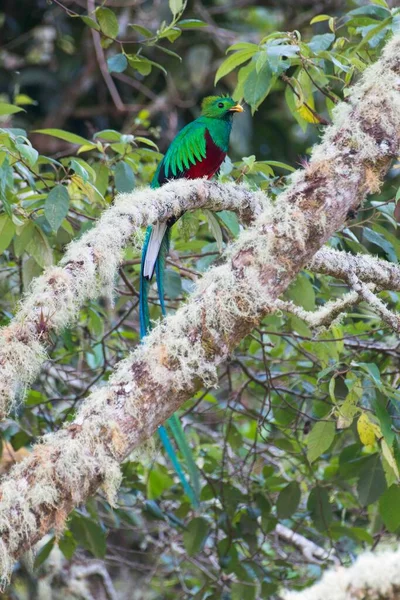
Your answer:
[0,34,400,588]
[275,523,339,565]
[274,291,362,328]
[281,548,400,600]
[0,179,265,418]
[310,247,400,290]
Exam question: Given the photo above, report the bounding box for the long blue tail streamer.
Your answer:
[139,225,199,506]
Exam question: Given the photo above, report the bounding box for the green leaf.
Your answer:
[135,136,159,150]
[228,42,259,52]
[285,83,308,132]
[114,161,135,193]
[310,14,331,24]
[217,211,240,237]
[44,185,70,233]
[253,162,274,177]
[153,42,182,59]
[0,214,15,254]
[307,420,335,462]
[218,537,239,572]
[16,143,38,168]
[264,42,298,72]
[307,487,332,531]
[34,128,94,147]
[330,524,374,544]
[381,438,399,482]
[93,162,109,197]
[34,536,55,569]
[183,517,210,556]
[214,50,257,84]
[88,308,104,338]
[358,362,384,391]
[262,160,296,172]
[147,467,174,499]
[357,453,387,506]
[374,223,400,256]
[277,482,301,519]
[69,513,106,558]
[93,129,121,142]
[70,158,90,182]
[232,582,257,600]
[347,16,385,28]
[308,33,335,53]
[58,531,77,560]
[354,17,392,52]
[329,53,351,73]
[81,15,100,31]
[178,19,207,28]
[126,55,165,76]
[391,13,400,34]
[0,103,25,116]
[243,63,274,113]
[169,0,184,16]
[204,209,223,252]
[348,5,390,18]
[233,61,255,102]
[287,273,315,311]
[144,499,167,521]
[164,269,182,299]
[130,24,153,38]
[379,485,400,532]
[371,0,389,7]
[22,256,42,290]
[96,7,119,38]
[363,227,397,262]
[14,221,35,257]
[107,53,128,73]
[159,27,182,43]
[373,395,395,446]
[26,224,53,268]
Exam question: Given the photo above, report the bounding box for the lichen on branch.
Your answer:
[281,548,400,600]
[0,180,265,418]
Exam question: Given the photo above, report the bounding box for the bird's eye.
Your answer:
[218,102,224,108]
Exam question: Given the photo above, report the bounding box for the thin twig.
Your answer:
[347,271,400,333]
[87,0,126,113]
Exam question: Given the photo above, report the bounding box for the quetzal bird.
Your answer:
[139,95,244,506]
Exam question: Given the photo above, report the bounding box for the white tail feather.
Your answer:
[143,222,168,279]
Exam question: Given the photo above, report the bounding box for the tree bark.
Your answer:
[0,33,400,589]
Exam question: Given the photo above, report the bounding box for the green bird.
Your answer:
[139,95,244,505]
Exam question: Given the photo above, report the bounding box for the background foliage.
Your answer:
[1,0,400,598]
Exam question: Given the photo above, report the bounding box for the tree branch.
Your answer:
[310,247,400,291]
[347,271,400,332]
[0,179,264,418]
[281,548,400,600]
[0,33,400,588]
[275,523,339,565]
[274,290,362,328]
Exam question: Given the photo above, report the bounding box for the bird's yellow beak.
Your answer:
[229,104,244,113]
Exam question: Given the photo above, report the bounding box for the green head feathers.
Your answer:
[200,96,244,119]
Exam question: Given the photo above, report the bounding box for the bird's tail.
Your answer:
[139,227,151,339]
[139,225,200,507]
[140,224,168,338]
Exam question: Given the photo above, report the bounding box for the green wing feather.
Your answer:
[163,120,207,178]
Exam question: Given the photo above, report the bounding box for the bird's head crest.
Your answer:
[200,96,244,119]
